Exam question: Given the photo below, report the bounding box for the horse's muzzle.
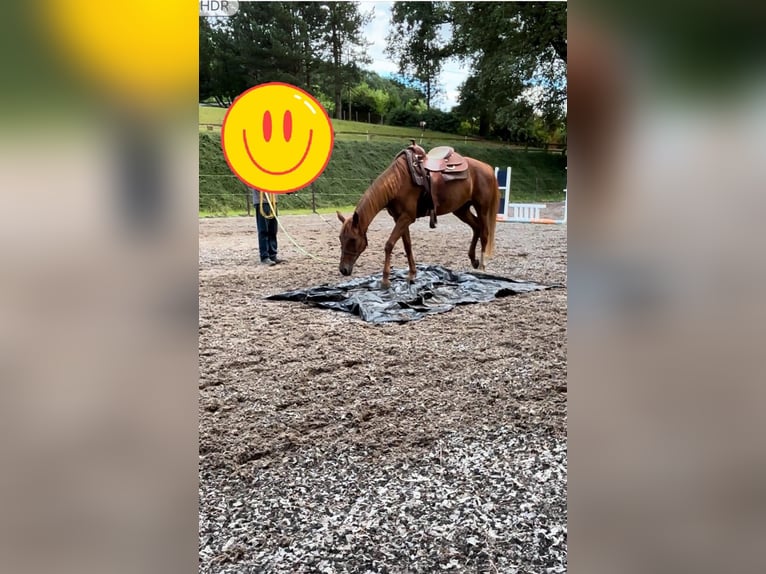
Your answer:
[339,265,352,276]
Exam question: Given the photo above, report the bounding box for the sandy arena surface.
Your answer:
[199,209,567,573]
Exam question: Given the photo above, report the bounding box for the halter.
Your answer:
[341,247,365,259]
[340,234,367,259]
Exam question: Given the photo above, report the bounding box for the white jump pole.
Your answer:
[494,166,567,224]
[525,188,566,224]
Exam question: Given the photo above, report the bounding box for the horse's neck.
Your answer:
[355,194,383,232]
[356,160,403,230]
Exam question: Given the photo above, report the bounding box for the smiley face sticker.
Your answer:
[221,83,334,193]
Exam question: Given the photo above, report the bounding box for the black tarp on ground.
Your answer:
[266,264,560,323]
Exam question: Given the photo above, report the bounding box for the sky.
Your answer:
[361,1,471,112]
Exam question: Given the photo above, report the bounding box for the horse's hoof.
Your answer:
[471,260,480,269]
[407,274,416,284]
[381,279,391,290]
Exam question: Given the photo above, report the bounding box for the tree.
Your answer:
[353,71,429,119]
[449,2,567,138]
[198,3,340,107]
[318,2,372,119]
[494,100,541,145]
[287,2,328,89]
[199,16,249,106]
[348,82,391,122]
[386,1,450,109]
[226,2,303,87]
[203,2,329,99]
[199,17,216,102]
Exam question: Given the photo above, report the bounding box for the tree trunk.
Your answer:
[304,40,311,88]
[479,111,491,137]
[331,18,343,119]
[335,91,343,120]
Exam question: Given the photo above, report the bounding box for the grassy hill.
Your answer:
[201,104,484,144]
[199,123,567,216]
[199,104,566,150]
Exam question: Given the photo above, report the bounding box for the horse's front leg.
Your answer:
[401,227,417,283]
[381,217,413,289]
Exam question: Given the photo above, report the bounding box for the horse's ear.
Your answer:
[352,212,359,227]
[336,211,346,224]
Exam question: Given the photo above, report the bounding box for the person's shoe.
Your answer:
[260,258,276,266]
[270,257,286,264]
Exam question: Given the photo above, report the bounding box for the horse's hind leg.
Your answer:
[477,209,494,270]
[454,204,481,269]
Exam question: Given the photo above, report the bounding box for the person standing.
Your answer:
[252,188,284,265]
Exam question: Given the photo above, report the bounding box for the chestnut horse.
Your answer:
[337,151,500,288]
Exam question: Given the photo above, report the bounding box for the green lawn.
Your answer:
[199,105,226,124]
[200,205,356,218]
[199,131,567,215]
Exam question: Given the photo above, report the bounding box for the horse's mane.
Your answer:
[354,153,409,229]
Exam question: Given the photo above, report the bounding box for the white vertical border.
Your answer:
[494,166,512,219]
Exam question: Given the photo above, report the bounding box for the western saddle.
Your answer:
[401,139,469,228]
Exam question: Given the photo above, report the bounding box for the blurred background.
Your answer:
[0,2,197,574]
[1,0,766,573]
[570,1,766,573]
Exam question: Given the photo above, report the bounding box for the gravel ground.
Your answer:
[199,209,567,573]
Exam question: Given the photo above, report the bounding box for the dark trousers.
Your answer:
[255,201,278,261]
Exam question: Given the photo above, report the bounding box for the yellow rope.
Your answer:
[258,191,276,219]
[261,192,334,264]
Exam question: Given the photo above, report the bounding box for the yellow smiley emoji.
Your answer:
[221,83,334,193]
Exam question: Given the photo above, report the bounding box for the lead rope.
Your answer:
[261,192,335,264]
[258,191,276,219]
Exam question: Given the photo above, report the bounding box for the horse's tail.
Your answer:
[485,176,500,258]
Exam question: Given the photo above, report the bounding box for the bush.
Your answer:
[420,109,461,134]
[457,120,477,136]
[386,108,420,127]
[313,90,335,117]
[385,107,462,133]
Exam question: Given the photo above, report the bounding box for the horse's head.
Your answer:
[337,211,368,276]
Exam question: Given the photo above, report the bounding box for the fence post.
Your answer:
[245,185,251,216]
[311,183,316,213]
[366,130,369,142]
